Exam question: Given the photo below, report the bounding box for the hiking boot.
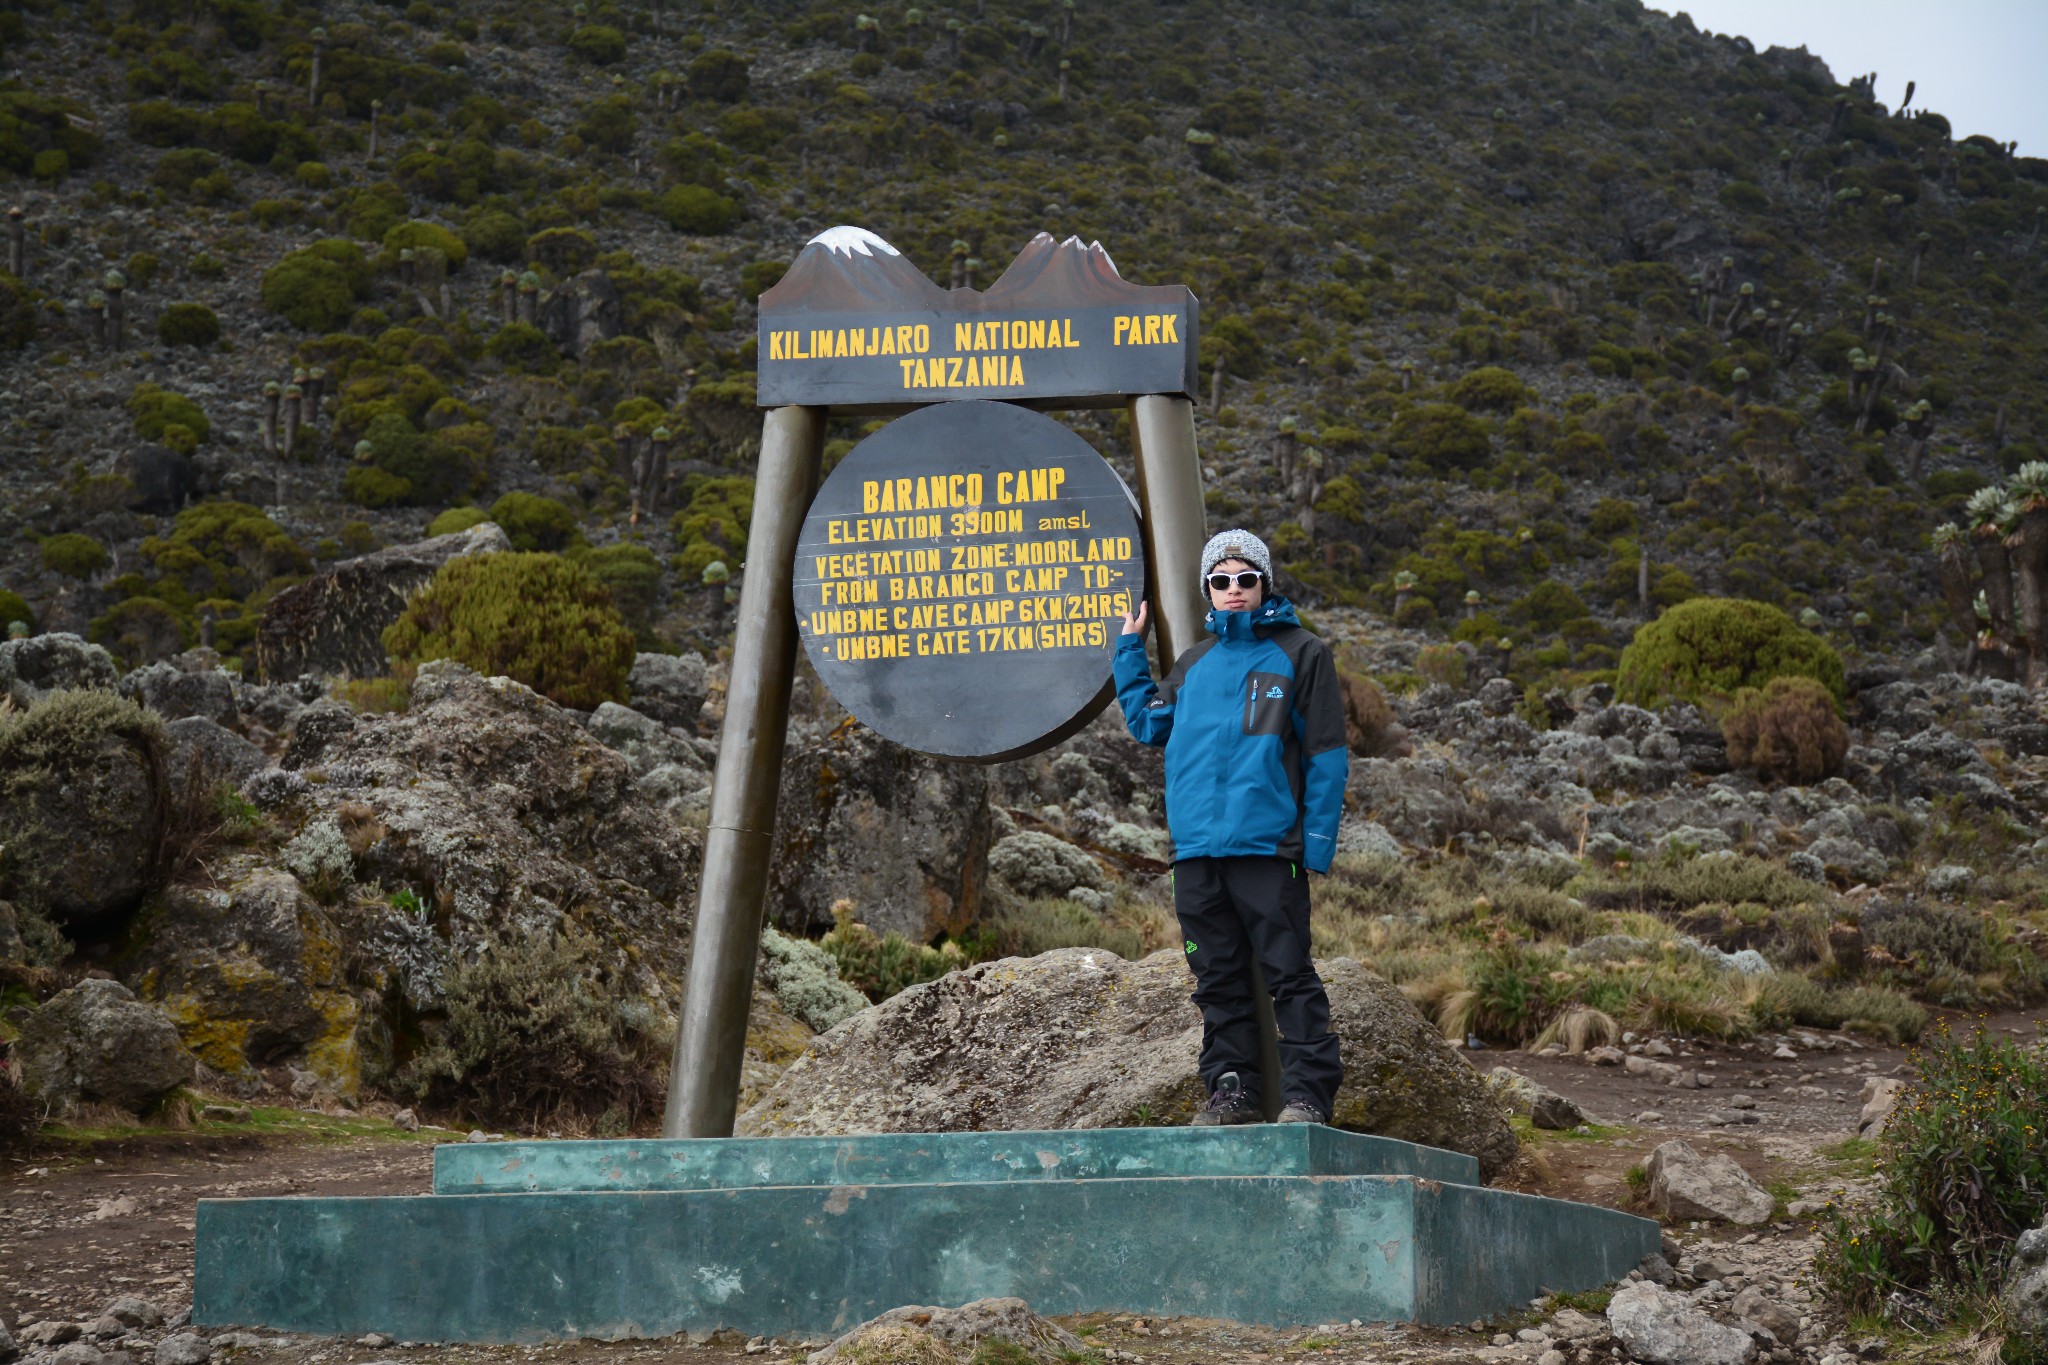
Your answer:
[1191,1071,1259,1126]
[1276,1097,1328,1125]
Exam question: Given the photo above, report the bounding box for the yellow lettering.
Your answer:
[1113,316,1130,346]
[1162,314,1179,344]
[1063,318,1077,347]
[954,322,973,351]
[913,324,930,353]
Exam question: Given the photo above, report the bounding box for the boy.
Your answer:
[1114,530,1348,1124]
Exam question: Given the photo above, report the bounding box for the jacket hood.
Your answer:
[1207,594,1300,640]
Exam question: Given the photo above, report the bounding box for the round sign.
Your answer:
[794,400,1147,762]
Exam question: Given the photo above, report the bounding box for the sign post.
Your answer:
[664,226,1281,1136]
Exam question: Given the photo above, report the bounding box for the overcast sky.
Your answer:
[1653,1,2046,156]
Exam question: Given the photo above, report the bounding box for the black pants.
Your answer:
[1173,855,1343,1114]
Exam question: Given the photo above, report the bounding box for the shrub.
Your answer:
[128,382,210,444]
[572,95,636,154]
[1615,597,1845,710]
[155,302,220,348]
[739,259,787,301]
[574,543,663,639]
[0,589,35,634]
[1721,677,1847,784]
[565,24,627,64]
[819,902,969,1003]
[39,533,108,579]
[758,926,868,1033]
[686,49,751,102]
[1415,642,1467,689]
[1815,1024,2046,1318]
[259,239,373,331]
[658,183,738,235]
[990,898,1142,960]
[670,476,754,578]
[346,413,485,508]
[484,322,557,374]
[525,227,598,274]
[1444,365,1535,413]
[383,552,636,709]
[380,219,469,272]
[396,932,658,1127]
[90,598,189,666]
[0,272,34,351]
[426,506,490,538]
[480,493,576,553]
[462,210,526,263]
[0,689,168,911]
[1338,669,1400,756]
[1388,403,1492,472]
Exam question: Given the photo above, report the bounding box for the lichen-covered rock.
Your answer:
[537,269,622,359]
[986,830,1106,899]
[1607,1281,1756,1365]
[123,869,364,1094]
[120,659,237,726]
[1644,1138,1774,1224]
[770,723,992,943]
[0,689,165,926]
[0,633,119,708]
[810,1298,1084,1364]
[15,978,195,1112]
[251,522,511,682]
[738,948,1518,1180]
[163,716,268,794]
[2005,1220,2048,1335]
[124,661,699,1091]
[626,651,708,730]
[1489,1066,1593,1129]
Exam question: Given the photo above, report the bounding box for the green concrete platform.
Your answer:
[193,1129,1659,1343]
[432,1124,1480,1194]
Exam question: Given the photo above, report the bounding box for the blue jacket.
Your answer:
[1114,596,1349,873]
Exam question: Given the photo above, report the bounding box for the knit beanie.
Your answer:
[1199,529,1273,586]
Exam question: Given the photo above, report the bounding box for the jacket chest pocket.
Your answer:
[1242,671,1292,736]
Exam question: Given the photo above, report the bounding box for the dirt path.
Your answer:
[5,1008,2042,1365]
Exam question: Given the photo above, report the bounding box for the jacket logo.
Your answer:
[1265,684,1285,699]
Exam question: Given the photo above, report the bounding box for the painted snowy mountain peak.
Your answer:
[807,224,901,257]
[759,227,1193,317]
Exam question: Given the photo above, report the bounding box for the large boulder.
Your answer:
[810,1299,1084,1364]
[250,522,511,682]
[537,269,622,359]
[0,689,166,926]
[625,651,708,730]
[117,442,201,515]
[15,979,196,1112]
[737,948,1517,1180]
[770,723,993,943]
[2006,1219,2048,1336]
[123,869,365,1095]
[125,661,699,1093]
[1645,1139,1775,1225]
[1606,1281,1756,1365]
[121,658,238,726]
[0,633,119,708]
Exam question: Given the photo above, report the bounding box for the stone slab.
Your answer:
[432,1125,1480,1194]
[194,1174,1658,1341]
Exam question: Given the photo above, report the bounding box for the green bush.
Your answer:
[483,322,558,374]
[0,91,103,179]
[565,24,626,64]
[380,219,469,272]
[739,259,788,301]
[686,49,751,102]
[670,476,753,579]
[1721,676,1847,784]
[526,227,598,274]
[155,302,220,348]
[1815,1024,2046,1320]
[0,589,35,634]
[1444,365,1535,413]
[259,239,373,331]
[0,272,34,351]
[1388,403,1492,472]
[487,491,583,553]
[426,506,490,538]
[1615,598,1845,710]
[395,932,657,1126]
[40,533,108,579]
[0,689,168,911]
[383,552,637,709]
[574,543,663,639]
[757,926,868,1033]
[819,903,970,1003]
[991,898,1142,960]
[345,413,485,508]
[658,183,738,235]
[462,210,526,263]
[128,382,210,445]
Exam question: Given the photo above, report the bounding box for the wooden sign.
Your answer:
[757,227,1199,411]
[794,400,1147,761]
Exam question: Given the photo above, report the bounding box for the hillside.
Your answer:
[1,0,2044,681]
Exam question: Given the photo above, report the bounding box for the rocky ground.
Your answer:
[8,1006,2043,1365]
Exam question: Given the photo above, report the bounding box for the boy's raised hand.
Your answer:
[1120,601,1149,636]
